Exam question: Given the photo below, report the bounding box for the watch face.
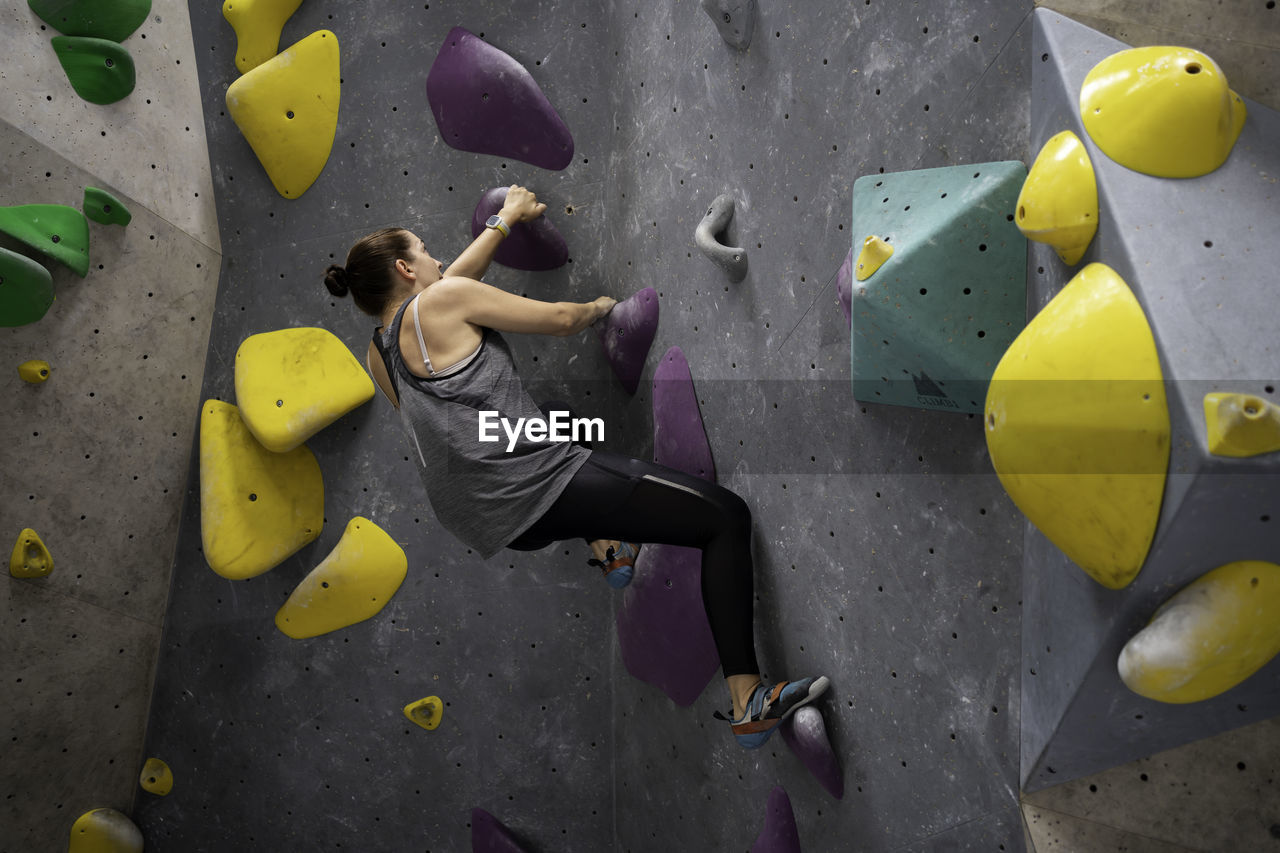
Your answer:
[486,215,502,227]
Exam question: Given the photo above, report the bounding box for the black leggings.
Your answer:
[508,448,761,677]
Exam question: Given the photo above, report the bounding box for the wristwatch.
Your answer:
[484,214,510,238]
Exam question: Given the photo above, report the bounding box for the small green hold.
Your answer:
[27,0,151,42]
[0,204,90,277]
[84,187,132,227]
[0,247,54,327]
[51,37,136,106]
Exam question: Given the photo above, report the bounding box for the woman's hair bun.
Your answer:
[324,264,350,298]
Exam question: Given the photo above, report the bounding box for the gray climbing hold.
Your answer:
[695,193,748,282]
[702,0,757,49]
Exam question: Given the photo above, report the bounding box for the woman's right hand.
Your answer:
[592,296,617,322]
[500,185,548,224]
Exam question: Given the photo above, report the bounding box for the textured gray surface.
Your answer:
[1019,9,1280,793]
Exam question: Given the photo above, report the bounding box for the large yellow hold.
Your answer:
[1119,561,1280,703]
[1015,130,1098,266]
[10,528,52,578]
[200,399,323,579]
[222,0,305,73]
[235,327,374,453]
[69,808,143,852]
[1080,46,1246,178]
[985,263,1170,589]
[225,30,340,199]
[275,517,407,639]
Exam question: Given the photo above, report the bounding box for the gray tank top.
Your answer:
[374,295,590,558]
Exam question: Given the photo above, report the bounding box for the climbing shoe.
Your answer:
[588,542,640,589]
[714,676,831,749]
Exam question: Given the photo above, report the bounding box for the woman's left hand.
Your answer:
[500,185,548,224]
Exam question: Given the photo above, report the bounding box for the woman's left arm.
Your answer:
[444,185,547,280]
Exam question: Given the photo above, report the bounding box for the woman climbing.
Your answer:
[323,185,829,748]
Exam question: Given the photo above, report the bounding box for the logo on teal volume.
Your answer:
[913,371,959,409]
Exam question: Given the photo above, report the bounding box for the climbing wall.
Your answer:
[602,2,1033,849]
[1017,9,1280,792]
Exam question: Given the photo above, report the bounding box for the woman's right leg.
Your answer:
[513,450,762,680]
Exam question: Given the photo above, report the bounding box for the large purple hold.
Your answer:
[779,705,844,799]
[426,28,574,171]
[751,787,802,853]
[616,347,720,705]
[653,346,715,481]
[835,247,852,329]
[470,187,569,271]
[597,287,659,394]
[471,808,529,853]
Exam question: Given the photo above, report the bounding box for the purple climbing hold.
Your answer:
[653,346,716,481]
[751,787,802,853]
[616,347,720,705]
[471,808,529,853]
[596,287,659,394]
[835,247,852,329]
[470,187,568,271]
[779,705,844,800]
[426,27,574,171]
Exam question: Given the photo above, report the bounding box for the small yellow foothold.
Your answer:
[10,528,52,578]
[222,0,305,73]
[139,757,174,796]
[1119,561,1280,703]
[404,696,444,731]
[1080,46,1247,178]
[275,517,408,639]
[1015,130,1098,266]
[854,235,894,281]
[69,808,144,853]
[18,359,51,383]
[1204,393,1280,458]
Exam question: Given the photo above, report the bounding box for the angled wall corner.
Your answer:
[1019,8,1280,793]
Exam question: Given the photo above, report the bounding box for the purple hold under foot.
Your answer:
[597,287,659,394]
[471,187,568,271]
[470,808,530,853]
[750,786,802,853]
[616,346,720,705]
[780,705,844,800]
[426,27,574,171]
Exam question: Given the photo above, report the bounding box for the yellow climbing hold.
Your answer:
[225,30,340,199]
[199,399,323,580]
[1204,393,1280,458]
[1119,561,1280,703]
[235,326,375,453]
[854,235,894,281]
[18,359,51,383]
[69,808,143,853]
[10,528,53,578]
[275,517,407,639]
[1080,46,1246,178]
[222,0,305,73]
[1015,130,1098,266]
[404,696,444,731]
[139,758,173,796]
[984,263,1170,590]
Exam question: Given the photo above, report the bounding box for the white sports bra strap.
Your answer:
[410,293,434,374]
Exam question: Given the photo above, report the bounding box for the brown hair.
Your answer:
[324,227,413,316]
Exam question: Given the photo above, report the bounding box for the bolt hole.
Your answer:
[105,58,114,68]
[248,493,257,501]
[286,110,294,119]
[1186,62,1202,74]
[1018,205,1026,220]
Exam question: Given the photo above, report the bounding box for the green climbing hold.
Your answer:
[0,248,54,327]
[51,37,136,105]
[27,0,151,42]
[84,187,132,226]
[0,204,90,277]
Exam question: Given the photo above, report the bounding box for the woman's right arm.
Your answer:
[426,277,615,337]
